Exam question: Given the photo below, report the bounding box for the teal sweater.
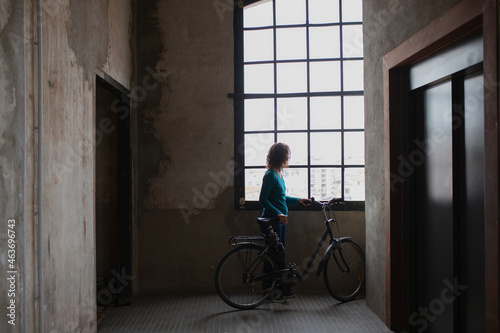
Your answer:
[259,169,300,217]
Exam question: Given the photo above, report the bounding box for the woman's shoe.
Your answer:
[270,289,287,303]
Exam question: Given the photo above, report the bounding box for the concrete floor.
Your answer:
[97,292,394,333]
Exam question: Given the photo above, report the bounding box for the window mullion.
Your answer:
[306,0,312,199]
[339,0,345,200]
[273,0,278,143]
[235,5,245,209]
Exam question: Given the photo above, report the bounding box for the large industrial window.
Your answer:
[233,0,364,210]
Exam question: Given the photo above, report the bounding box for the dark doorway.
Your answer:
[95,76,132,309]
[406,33,485,332]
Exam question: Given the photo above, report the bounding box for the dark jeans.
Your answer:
[260,221,286,252]
[260,221,287,290]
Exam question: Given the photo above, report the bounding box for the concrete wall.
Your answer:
[0,0,132,331]
[0,1,28,332]
[134,0,366,295]
[363,0,462,322]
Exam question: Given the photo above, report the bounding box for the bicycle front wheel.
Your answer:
[323,239,366,302]
[215,244,277,310]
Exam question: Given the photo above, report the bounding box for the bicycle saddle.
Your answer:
[256,217,280,225]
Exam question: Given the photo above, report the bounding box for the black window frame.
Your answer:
[232,0,365,211]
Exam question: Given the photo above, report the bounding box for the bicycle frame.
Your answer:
[300,217,352,279]
[240,202,353,285]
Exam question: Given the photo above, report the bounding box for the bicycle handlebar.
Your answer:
[310,197,345,208]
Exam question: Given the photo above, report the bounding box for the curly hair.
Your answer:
[266,142,290,170]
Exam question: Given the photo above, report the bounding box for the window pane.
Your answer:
[343,60,364,91]
[245,133,274,166]
[245,99,274,131]
[276,27,307,60]
[282,168,308,198]
[277,97,307,130]
[244,1,273,28]
[244,29,274,62]
[310,96,341,130]
[309,0,340,24]
[310,61,341,92]
[276,0,306,25]
[344,96,364,129]
[342,25,363,58]
[310,132,341,165]
[245,63,274,93]
[311,168,341,200]
[245,168,266,201]
[309,26,340,59]
[342,0,362,22]
[277,132,308,165]
[344,132,364,165]
[277,62,307,93]
[240,0,365,204]
[345,168,365,200]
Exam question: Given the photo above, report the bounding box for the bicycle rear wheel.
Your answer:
[323,239,365,302]
[215,244,277,309]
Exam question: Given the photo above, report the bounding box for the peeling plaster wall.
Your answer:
[103,0,133,90]
[135,0,366,295]
[0,0,132,331]
[363,0,462,322]
[41,0,132,330]
[140,0,235,211]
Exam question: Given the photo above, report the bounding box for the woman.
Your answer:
[258,142,310,302]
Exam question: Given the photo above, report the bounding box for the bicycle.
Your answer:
[215,197,366,310]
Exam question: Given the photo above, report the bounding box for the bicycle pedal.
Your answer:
[288,262,296,269]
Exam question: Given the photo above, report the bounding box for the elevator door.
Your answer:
[414,80,455,332]
[408,33,485,332]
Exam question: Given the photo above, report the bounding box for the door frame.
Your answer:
[383,0,499,331]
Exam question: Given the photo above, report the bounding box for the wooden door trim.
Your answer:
[383,0,499,330]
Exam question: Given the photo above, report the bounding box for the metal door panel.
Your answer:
[459,72,485,331]
[415,81,455,332]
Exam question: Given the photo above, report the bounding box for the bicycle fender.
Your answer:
[316,237,352,277]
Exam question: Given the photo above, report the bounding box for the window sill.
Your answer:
[237,201,365,212]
